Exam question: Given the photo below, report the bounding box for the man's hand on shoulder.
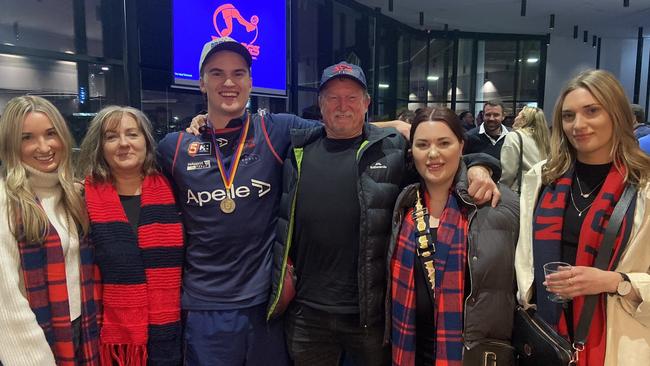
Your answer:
[372,120,411,140]
[186,114,208,136]
[467,165,501,207]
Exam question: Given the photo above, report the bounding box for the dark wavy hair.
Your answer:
[410,107,466,144]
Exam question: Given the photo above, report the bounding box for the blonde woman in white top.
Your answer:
[0,96,98,365]
[500,106,550,193]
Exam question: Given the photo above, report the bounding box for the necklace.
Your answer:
[575,174,604,198]
[570,188,595,217]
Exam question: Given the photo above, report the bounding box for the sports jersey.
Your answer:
[157,111,316,310]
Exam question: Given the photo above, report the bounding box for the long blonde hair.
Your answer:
[543,69,650,186]
[518,106,550,158]
[79,106,159,183]
[0,96,88,242]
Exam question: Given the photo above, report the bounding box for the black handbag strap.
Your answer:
[413,189,437,304]
[573,184,637,349]
[515,130,524,193]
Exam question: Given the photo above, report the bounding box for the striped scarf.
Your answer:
[17,216,100,365]
[391,189,468,366]
[85,174,184,366]
[532,164,635,366]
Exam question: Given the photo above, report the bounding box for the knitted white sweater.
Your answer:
[0,166,81,366]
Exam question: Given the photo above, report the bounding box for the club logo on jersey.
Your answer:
[186,179,271,206]
[187,160,211,171]
[188,142,212,157]
[369,162,388,170]
[215,137,228,147]
[239,153,260,166]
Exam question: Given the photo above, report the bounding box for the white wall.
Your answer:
[543,34,596,119]
[545,33,650,121]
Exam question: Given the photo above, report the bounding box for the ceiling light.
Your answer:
[3,42,15,46]
[427,75,439,81]
[526,58,539,63]
[64,50,75,54]
[378,83,390,89]
[101,66,110,71]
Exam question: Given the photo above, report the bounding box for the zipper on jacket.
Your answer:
[458,193,478,345]
[355,140,370,326]
[267,147,304,320]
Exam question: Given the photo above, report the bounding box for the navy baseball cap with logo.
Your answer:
[198,37,253,75]
[318,61,368,92]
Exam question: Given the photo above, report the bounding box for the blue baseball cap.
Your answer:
[318,61,368,92]
[199,37,252,75]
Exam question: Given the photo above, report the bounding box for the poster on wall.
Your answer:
[173,0,287,96]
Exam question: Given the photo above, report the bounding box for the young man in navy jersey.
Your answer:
[160,37,500,365]
[157,37,316,365]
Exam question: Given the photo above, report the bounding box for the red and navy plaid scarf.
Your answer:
[391,189,468,366]
[85,174,184,366]
[17,215,100,365]
[532,164,635,366]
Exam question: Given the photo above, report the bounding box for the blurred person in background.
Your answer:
[500,106,550,193]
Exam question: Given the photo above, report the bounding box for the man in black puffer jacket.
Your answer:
[266,62,501,366]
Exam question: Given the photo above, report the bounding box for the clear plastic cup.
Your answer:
[543,261,572,303]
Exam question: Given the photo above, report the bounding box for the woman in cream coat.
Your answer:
[515,69,650,365]
[499,106,550,193]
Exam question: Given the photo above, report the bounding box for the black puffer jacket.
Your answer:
[267,123,407,327]
[385,163,519,350]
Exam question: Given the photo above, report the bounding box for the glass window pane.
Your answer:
[456,39,472,102]
[296,0,325,89]
[0,1,75,53]
[0,54,78,112]
[409,36,427,103]
[376,24,396,100]
[395,34,409,101]
[297,90,319,120]
[428,39,452,101]
[518,40,541,101]
[476,40,516,102]
[141,90,206,139]
[332,2,374,93]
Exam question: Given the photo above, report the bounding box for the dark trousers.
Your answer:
[183,303,290,366]
[285,303,389,366]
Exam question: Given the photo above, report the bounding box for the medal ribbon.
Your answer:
[209,114,251,195]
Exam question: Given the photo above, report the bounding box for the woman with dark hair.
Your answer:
[515,69,650,365]
[79,106,184,366]
[387,107,519,365]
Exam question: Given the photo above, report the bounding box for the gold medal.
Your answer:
[220,197,236,213]
[209,114,250,215]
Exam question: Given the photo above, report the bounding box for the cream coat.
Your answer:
[499,129,545,194]
[514,161,650,365]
